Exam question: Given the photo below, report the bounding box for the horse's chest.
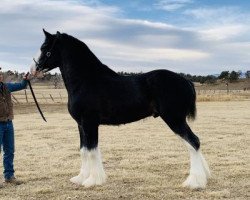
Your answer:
[68,97,84,121]
[68,94,98,120]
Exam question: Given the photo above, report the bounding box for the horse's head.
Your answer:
[31,29,62,76]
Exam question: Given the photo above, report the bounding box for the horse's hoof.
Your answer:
[82,174,106,187]
[182,174,207,189]
[82,176,96,187]
[70,175,84,185]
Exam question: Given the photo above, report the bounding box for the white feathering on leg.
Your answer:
[182,141,210,189]
[70,148,90,185]
[199,150,211,179]
[82,147,107,187]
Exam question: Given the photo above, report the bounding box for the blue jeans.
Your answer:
[0,121,15,180]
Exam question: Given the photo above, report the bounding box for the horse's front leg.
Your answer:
[70,117,106,187]
[70,125,90,185]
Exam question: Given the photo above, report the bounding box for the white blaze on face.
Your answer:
[30,50,40,75]
[30,50,44,77]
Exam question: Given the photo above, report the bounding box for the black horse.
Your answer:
[31,30,210,189]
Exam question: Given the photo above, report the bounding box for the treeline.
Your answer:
[181,70,250,83]
[1,70,62,82]
[119,70,250,84]
[1,69,250,85]
[118,71,143,76]
[1,70,63,88]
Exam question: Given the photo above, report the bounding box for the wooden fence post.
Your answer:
[42,94,47,103]
[25,90,28,103]
[49,94,54,102]
[226,83,229,95]
[59,92,63,103]
[11,94,19,104]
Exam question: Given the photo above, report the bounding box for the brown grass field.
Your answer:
[0,99,250,199]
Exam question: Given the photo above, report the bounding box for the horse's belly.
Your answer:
[100,105,153,125]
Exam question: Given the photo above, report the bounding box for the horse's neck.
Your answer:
[59,40,117,94]
[59,65,83,94]
[59,57,117,95]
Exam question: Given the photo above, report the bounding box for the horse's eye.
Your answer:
[46,52,51,57]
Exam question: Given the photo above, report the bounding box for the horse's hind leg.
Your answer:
[70,117,106,187]
[161,116,211,189]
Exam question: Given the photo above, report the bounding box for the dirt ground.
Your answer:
[0,101,249,200]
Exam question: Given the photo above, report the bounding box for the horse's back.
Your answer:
[97,74,154,124]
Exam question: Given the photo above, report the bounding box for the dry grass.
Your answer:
[0,101,250,200]
[197,93,250,101]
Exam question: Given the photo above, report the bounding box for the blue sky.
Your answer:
[1,0,250,75]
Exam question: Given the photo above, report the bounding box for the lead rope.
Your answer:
[26,72,47,122]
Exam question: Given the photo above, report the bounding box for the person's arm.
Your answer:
[6,80,28,92]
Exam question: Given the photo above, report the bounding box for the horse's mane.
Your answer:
[61,33,118,76]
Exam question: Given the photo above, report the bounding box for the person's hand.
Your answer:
[23,72,32,80]
[30,70,44,78]
[35,71,44,78]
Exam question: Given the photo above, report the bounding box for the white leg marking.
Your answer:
[82,147,107,187]
[182,141,211,189]
[70,148,90,185]
[199,150,211,179]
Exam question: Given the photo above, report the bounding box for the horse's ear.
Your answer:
[56,31,62,38]
[43,29,52,38]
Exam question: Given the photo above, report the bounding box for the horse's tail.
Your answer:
[187,80,197,120]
